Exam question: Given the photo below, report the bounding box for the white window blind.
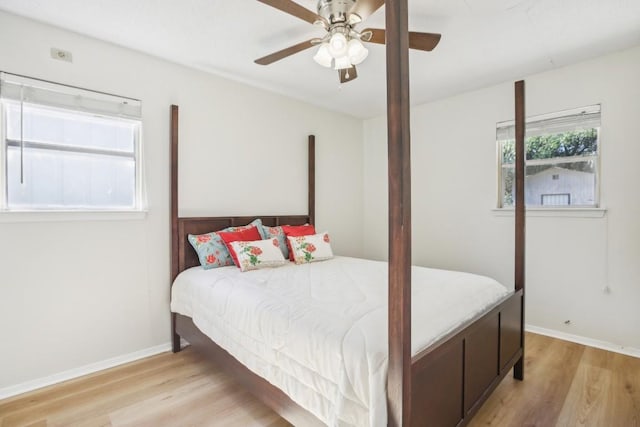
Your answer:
[497,105,601,140]
[0,72,141,118]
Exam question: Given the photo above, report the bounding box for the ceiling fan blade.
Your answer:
[255,39,316,65]
[362,28,442,51]
[257,0,323,24]
[349,0,385,22]
[339,66,358,83]
[408,32,442,51]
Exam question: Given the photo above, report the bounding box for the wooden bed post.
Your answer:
[514,81,526,380]
[308,135,316,226]
[385,0,412,425]
[170,104,180,353]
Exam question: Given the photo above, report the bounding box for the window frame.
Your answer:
[496,105,602,210]
[0,77,146,217]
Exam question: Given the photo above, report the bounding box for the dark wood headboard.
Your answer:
[176,215,310,273]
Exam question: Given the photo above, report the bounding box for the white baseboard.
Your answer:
[525,324,640,359]
[0,339,188,401]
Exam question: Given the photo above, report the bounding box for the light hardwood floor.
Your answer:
[1,333,639,426]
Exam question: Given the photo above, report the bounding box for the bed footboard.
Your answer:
[410,290,523,426]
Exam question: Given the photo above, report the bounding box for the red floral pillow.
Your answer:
[229,238,287,272]
[281,224,316,261]
[218,226,263,267]
[288,232,333,264]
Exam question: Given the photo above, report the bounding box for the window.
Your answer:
[0,72,143,212]
[497,105,600,208]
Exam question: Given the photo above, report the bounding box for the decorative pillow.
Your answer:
[230,238,287,272]
[228,218,263,234]
[187,232,234,269]
[288,232,333,264]
[260,225,289,259]
[187,219,264,270]
[218,226,263,267]
[282,224,316,261]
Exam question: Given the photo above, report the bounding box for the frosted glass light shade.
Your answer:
[328,33,348,57]
[313,43,333,68]
[333,55,352,70]
[348,39,369,65]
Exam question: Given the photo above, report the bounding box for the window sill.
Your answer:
[492,207,606,218]
[0,210,148,223]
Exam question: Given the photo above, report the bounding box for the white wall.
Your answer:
[363,46,640,352]
[0,11,363,391]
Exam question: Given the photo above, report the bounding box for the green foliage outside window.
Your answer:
[501,129,598,163]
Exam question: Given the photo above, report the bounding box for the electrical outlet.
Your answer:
[51,48,73,63]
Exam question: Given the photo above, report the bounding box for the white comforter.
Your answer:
[170,256,509,426]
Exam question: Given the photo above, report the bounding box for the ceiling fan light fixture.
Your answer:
[347,38,369,65]
[333,55,352,70]
[348,13,362,25]
[313,43,333,68]
[328,32,348,57]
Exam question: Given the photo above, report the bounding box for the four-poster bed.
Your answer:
[169,100,525,426]
[169,1,526,424]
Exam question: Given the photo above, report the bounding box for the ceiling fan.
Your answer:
[254,0,441,83]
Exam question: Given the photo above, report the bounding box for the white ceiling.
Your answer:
[0,0,639,118]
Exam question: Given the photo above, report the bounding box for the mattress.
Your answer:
[170,256,509,426]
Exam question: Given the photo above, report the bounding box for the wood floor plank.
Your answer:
[469,332,586,426]
[0,352,184,418]
[50,414,112,427]
[0,349,290,427]
[0,353,175,413]
[3,354,205,426]
[118,379,230,425]
[613,352,640,426]
[555,347,612,426]
[2,333,639,427]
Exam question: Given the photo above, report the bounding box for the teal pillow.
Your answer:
[260,225,289,260]
[188,219,264,269]
[188,232,233,269]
